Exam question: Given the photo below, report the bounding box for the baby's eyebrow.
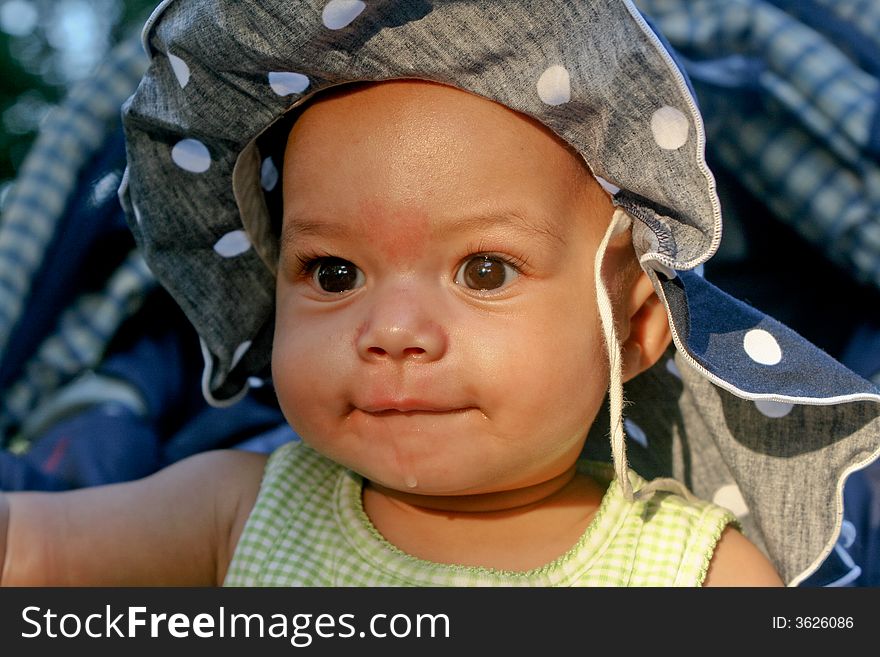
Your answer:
[436,211,565,247]
[280,215,351,252]
[279,209,565,251]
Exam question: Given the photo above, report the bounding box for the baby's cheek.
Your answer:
[272,329,322,407]
[521,322,604,411]
[274,322,354,426]
[274,367,336,448]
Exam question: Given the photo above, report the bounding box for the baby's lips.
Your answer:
[357,399,471,414]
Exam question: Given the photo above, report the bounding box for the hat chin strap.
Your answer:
[594,208,696,503]
[594,208,634,500]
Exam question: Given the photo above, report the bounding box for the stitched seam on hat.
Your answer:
[614,197,677,260]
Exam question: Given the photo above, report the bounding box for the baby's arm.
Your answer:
[0,449,267,586]
[703,526,785,587]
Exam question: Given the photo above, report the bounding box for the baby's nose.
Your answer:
[355,290,448,362]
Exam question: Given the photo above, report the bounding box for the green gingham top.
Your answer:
[224,441,736,586]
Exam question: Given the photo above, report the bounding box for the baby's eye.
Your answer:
[454,255,518,291]
[310,257,365,293]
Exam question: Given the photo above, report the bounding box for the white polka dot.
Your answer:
[754,399,794,418]
[665,358,682,380]
[261,157,279,191]
[536,65,571,106]
[268,71,310,96]
[624,418,648,448]
[322,0,365,29]
[231,340,252,370]
[168,52,190,88]
[650,105,690,150]
[839,520,856,549]
[713,484,749,518]
[171,138,211,173]
[213,230,252,257]
[247,376,266,389]
[743,329,783,365]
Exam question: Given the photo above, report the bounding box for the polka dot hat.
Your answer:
[120,0,880,585]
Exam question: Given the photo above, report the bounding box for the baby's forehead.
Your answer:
[291,81,588,160]
[262,80,611,237]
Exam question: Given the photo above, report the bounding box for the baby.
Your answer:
[0,79,779,586]
[3,0,876,587]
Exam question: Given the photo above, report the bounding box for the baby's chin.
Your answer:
[297,421,579,501]
[347,457,495,497]
[365,473,493,497]
[297,424,490,484]
[354,449,562,499]
[331,449,514,499]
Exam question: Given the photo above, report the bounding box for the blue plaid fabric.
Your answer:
[636,0,880,291]
[0,38,153,445]
[1,251,154,442]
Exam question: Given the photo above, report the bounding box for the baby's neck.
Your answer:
[362,467,607,571]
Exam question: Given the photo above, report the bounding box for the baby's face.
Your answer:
[273,80,620,496]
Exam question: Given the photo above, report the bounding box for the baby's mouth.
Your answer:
[364,408,472,417]
[352,399,479,417]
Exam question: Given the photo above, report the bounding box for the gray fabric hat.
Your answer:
[120,0,880,585]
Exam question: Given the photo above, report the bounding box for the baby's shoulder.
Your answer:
[186,446,270,475]
[174,448,270,505]
[194,449,270,581]
[703,527,784,586]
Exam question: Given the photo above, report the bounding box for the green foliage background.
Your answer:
[0,0,156,188]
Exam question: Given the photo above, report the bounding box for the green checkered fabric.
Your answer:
[225,442,736,587]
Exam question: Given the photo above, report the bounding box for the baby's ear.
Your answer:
[619,269,672,382]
